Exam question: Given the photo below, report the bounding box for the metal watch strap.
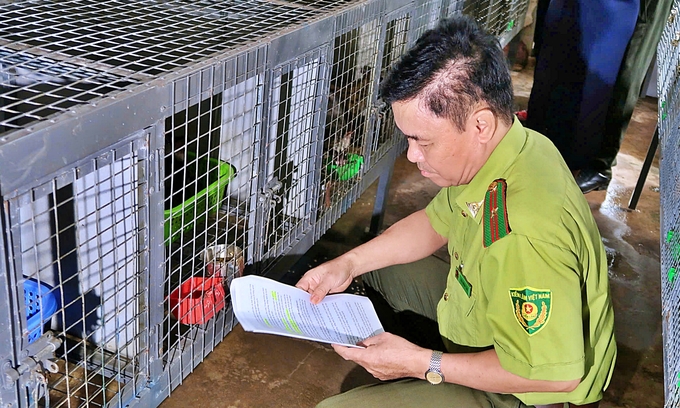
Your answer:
[425,350,444,385]
[430,350,443,372]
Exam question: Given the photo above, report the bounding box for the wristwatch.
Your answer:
[425,350,445,385]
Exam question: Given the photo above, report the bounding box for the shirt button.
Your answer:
[461,211,467,217]
[454,252,459,260]
[443,293,449,301]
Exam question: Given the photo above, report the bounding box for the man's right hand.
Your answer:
[295,254,357,304]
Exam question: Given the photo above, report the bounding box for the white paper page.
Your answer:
[230,275,384,348]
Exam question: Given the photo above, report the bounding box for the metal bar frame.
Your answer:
[0,0,536,406]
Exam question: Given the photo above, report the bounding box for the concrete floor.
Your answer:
[159,65,663,408]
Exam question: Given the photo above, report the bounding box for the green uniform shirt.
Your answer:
[425,119,616,406]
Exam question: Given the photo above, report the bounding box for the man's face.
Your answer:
[392,98,482,187]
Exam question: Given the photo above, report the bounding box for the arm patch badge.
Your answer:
[483,179,511,248]
[509,287,552,336]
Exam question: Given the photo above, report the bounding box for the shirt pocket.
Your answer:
[439,280,479,343]
[442,268,477,317]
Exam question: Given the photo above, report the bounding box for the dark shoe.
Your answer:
[575,168,611,193]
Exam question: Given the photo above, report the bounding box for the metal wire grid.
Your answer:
[314,4,382,233]
[0,47,138,134]
[0,1,538,406]
[462,0,500,35]
[657,5,680,138]
[160,51,262,369]
[257,46,329,273]
[371,12,411,163]
[411,0,445,40]
[6,138,148,407]
[657,6,680,90]
[661,116,680,408]
[505,0,529,35]
[440,0,463,19]
[462,0,515,37]
[0,0,365,136]
[660,2,680,404]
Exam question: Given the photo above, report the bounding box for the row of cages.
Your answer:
[659,2,680,407]
[0,0,528,407]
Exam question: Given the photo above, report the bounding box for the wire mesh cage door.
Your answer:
[462,0,510,36]
[657,5,680,141]
[369,5,413,165]
[4,133,151,408]
[505,0,529,35]
[441,0,465,18]
[661,117,680,408]
[658,3,680,406]
[258,46,330,273]
[159,50,264,390]
[314,2,382,232]
[0,214,21,407]
[411,0,446,40]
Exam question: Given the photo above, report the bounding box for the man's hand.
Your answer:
[332,332,431,381]
[295,255,356,304]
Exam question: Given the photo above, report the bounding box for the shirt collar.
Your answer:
[453,117,527,223]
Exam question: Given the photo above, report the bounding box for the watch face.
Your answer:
[425,371,443,385]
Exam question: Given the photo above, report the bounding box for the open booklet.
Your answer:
[230,275,384,348]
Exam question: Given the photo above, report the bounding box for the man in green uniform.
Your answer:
[296,15,615,408]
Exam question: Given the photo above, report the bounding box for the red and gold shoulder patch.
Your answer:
[483,179,511,248]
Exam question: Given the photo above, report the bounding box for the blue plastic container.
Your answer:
[24,279,58,343]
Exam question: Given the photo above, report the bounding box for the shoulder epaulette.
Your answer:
[483,179,511,248]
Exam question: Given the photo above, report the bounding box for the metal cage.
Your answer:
[0,0,531,406]
[658,2,680,407]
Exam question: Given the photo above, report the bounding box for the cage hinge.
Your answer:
[2,332,62,390]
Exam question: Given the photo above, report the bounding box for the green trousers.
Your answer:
[315,256,529,408]
[595,0,673,170]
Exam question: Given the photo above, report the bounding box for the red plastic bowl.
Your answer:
[169,277,226,324]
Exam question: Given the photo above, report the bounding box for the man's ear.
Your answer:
[469,108,496,144]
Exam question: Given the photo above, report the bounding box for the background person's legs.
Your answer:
[595,0,672,173]
[526,0,639,173]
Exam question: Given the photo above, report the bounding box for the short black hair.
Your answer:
[379,15,514,131]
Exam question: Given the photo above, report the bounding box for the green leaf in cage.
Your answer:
[506,20,515,31]
[668,267,677,283]
[661,100,667,120]
[668,230,680,261]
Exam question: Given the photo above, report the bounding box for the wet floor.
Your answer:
[159,64,664,408]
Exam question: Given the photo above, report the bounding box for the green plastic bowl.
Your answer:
[328,154,363,181]
[164,152,235,244]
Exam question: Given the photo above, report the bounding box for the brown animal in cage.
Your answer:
[342,65,373,139]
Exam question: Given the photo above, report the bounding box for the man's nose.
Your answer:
[406,140,424,163]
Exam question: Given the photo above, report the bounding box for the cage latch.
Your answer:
[260,178,283,204]
[2,331,62,390]
[372,101,387,119]
[259,178,283,238]
[259,178,283,212]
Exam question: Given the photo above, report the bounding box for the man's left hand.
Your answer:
[332,332,432,381]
